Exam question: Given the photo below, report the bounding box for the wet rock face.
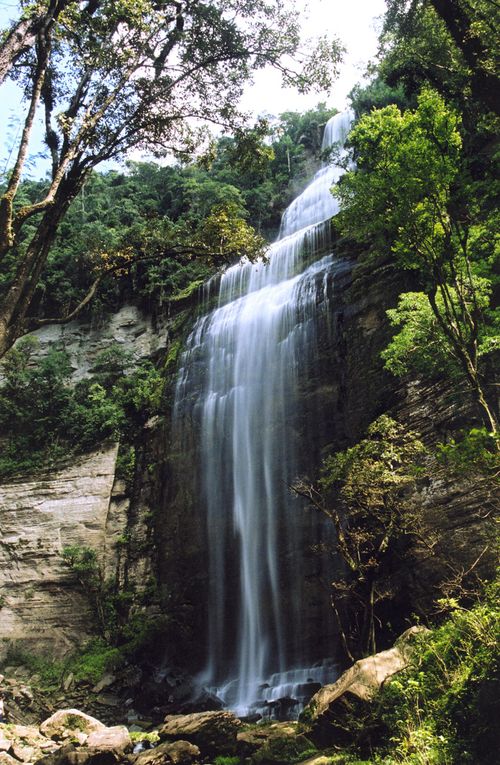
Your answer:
[0,446,126,661]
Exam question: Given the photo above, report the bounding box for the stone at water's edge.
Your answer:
[133,740,200,765]
[236,721,317,764]
[85,726,131,752]
[303,627,428,745]
[159,710,241,757]
[40,709,106,742]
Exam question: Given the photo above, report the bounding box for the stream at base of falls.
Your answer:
[174,110,353,719]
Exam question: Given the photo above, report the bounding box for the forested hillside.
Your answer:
[0,104,336,477]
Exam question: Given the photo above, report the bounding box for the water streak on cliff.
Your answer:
[174,110,353,714]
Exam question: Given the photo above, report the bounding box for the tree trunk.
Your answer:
[0,170,84,358]
[0,1,72,86]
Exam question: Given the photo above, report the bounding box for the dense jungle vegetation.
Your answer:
[0,103,337,478]
[0,0,498,763]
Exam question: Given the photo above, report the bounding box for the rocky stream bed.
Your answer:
[0,630,423,765]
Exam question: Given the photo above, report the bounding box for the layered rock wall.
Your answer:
[24,304,168,381]
[0,445,126,660]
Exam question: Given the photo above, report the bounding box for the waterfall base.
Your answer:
[207,660,339,721]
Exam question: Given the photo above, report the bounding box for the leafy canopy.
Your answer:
[335,87,498,432]
[0,0,344,356]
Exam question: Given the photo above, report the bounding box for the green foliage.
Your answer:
[0,340,163,479]
[336,88,462,258]
[4,102,339,324]
[116,444,136,485]
[375,579,500,764]
[436,428,499,477]
[349,77,410,117]
[382,292,452,378]
[0,339,80,475]
[320,415,426,495]
[2,647,64,691]
[61,544,169,654]
[335,87,498,431]
[381,1,500,117]
[297,416,426,658]
[214,757,241,765]
[68,639,123,684]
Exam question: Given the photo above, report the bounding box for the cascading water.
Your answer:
[174,110,353,717]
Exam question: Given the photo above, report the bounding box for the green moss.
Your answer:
[69,640,123,684]
[165,339,181,371]
[130,731,160,744]
[170,278,204,302]
[65,714,90,732]
[253,736,317,764]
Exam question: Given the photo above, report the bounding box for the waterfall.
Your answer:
[174,110,353,716]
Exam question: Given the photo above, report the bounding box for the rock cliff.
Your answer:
[0,445,124,660]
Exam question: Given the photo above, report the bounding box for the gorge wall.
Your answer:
[0,445,121,660]
[0,305,168,662]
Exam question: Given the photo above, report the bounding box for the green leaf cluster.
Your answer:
[337,86,498,431]
[374,579,500,764]
[0,339,163,479]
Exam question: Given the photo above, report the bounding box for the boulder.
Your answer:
[159,711,241,757]
[133,740,200,765]
[34,744,120,765]
[237,722,299,757]
[303,626,427,745]
[0,753,18,765]
[85,727,132,754]
[91,675,116,695]
[40,710,106,742]
[11,743,36,762]
[0,723,59,762]
[237,722,316,764]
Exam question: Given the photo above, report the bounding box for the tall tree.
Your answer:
[0,0,343,357]
[383,0,500,114]
[335,88,498,433]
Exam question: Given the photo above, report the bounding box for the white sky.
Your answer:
[0,0,386,177]
[242,0,386,116]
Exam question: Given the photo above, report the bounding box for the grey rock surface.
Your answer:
[0,447,126,660]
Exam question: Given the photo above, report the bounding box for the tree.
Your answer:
[0,0,343,357]
[335,88,498,434]
[0,0,74,85]
[383,0,500,116]
[293,416,427,659]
